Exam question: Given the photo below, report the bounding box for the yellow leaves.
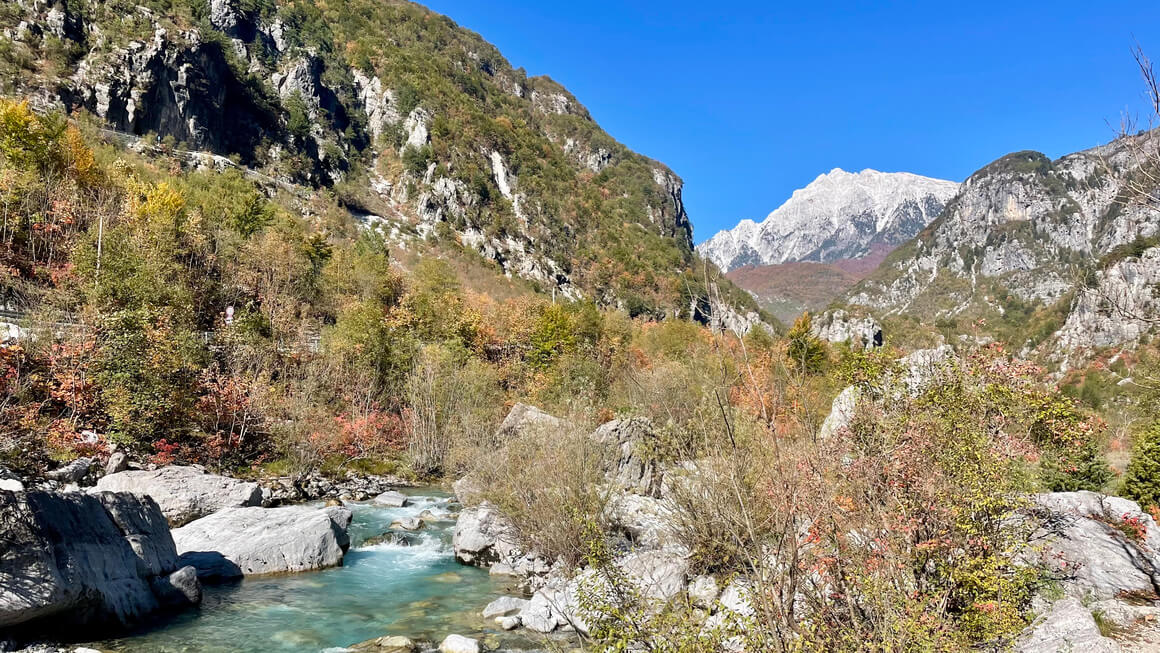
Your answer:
[61,126,98,185]
[133,181,186,225]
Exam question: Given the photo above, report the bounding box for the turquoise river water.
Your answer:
[91,489,546,652]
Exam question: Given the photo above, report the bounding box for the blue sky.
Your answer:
[423,1,1160,243]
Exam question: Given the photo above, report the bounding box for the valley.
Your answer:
[1,2,1159,653]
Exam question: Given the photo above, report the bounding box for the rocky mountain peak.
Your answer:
[698,169,959,272]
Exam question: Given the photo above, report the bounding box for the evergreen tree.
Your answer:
[1123,421,1160,510]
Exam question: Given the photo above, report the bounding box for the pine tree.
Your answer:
[1123,421,1160,510]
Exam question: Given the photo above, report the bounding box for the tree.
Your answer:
[1123,421,1160,510]
[785,312,826,375]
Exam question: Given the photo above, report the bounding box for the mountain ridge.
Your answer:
[698,167,959,272]
[0,0,763,327]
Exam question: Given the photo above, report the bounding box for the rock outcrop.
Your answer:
[1032,491,1160,601]
[95,466,264,526]
[172,504,352,579]
[0,490,200,637]
[845,137,1160,356]
[591,418,662,497]
[1017,598,1121,653]
[810,309,883,349]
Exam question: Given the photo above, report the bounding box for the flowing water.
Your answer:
[93,489,547,652]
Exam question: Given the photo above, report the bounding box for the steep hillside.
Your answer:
[0,0,760,322]
[698,168,958,271]
[846,135,1160,356]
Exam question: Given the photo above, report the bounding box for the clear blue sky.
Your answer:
[423,1,1160,244]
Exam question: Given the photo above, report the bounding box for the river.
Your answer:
[91,489,552,652]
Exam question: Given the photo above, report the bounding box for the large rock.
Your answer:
[1017,598,1120,653]
[451,503,546,576]
[495,403,563,440]
[104,452,129,476]
[373,490,409,507]
[818,386,860,440]
[173,504,352,579]
[591,418,661,496]
[482,596,528,619]
[44,457,93,484]
[1033,491,1160,601]
[604,493,682,552]
[618,549,689,603]
[95,466,264,526]
[0,490,200,635]
[439,634,480,653]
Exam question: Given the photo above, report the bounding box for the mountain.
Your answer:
[0,0,762,325]
[696,168,957,321]
[698,168,959,272]
[845,134,1160,356]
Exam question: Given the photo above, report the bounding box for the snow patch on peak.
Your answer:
[699,170,959,272]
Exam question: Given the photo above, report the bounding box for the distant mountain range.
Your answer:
[698,169,958,322]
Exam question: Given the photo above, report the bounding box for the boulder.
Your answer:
[0,490,200,635]
[618,549,689,603]
[591,418,661,496]
[819,386,859,440]
[605,492,681,551]
[1017,598,1120,652]
[95,466,264,526]
[349,635,417,652]
[373,490,409,507]
[104,452,129,476]
[44,457,93,484]
[517,574,589,634]
[496,403,563,440]
[390,517,424,531]
[173,504,352,579]
[497,615,520,630]
[452,503,525,567]
[1033,491,1160,600]
[482,596,528,619]
[439,634,480,653]
[688,575,720,609]
[150,565,202,608]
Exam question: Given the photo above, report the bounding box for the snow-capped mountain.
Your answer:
[699,168,960,272]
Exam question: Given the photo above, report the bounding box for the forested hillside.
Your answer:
[0,0,762,320]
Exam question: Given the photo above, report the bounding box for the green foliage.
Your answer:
[785,312,827,374]
[1122,421,1160,510]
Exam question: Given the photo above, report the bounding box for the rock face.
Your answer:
[1033,491,1160,601]
[0,0,718,314]
[699,169,958,272]
[172,504,352,579]
[0,490,201,636]
[95,466,264,526]
[1017,598,1121,653]
[845,138,1160,356]
[591,418,661,496]
[1054,246,1160,355]
[810,309,883,349]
